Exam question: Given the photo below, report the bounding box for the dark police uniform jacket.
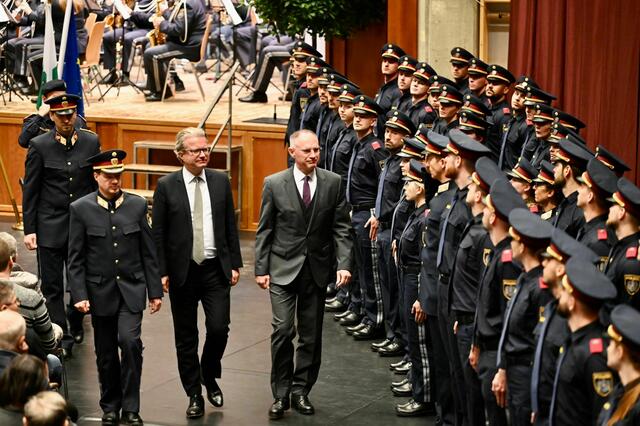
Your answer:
[328,126,356,190]
[604,232,640,309]
[449,213,492,315]
[347,133,388,208]
[300,92,322,135]
[319,111,344,169]
[499,112,528,171]
[285,79,308,147]
[553,191,585,238]
[22,128,100,248]
[18,114,86,149]
[474,237,522,349]
[437,186,471,281]
[577,215,617,272]
[497,265,550,369]
[375,78,402,137]
[551,321,615,426]
[406,98,435,129]
[432,118,459,137]
[398,204,428,274]
[393,91,412,113]
[420,180,456,315]
[68,191,162,317]
[376,154,404,226]
[597,378,640,426]
[158,0,206,48]
[525,137,551,170]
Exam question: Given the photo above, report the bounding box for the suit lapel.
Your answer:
[305,169,324,235]
[284,168,305,223]
[175,170,193,237]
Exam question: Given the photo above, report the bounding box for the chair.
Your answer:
[85,12,97,35]
[80,20,106,101]
[161,14,213,102]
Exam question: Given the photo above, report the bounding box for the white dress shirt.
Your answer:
[293,166,317,202]
[182,167,216,258]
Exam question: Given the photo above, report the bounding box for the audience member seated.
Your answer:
[23,391,71,426]
[0,233,40,293]
[0,354,49,425]
[0,310,29,375]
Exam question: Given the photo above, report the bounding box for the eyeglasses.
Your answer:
[183,148,209,156]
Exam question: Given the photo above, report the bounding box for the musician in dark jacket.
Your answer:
[68,150,162,426]
[22,94,100,353]
[142,0,206,101]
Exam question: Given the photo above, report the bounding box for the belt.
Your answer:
[478,337,500,351]
[351,203,374,212]
[506,354,533,366]
[401,264,421,274]
[454,311,475,325]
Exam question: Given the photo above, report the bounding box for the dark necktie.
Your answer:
[374,158,390,217]
[302,175,311,207]
[548,336,570,426]
[496,275,523,367]
[346,142,360,204]
[519,129,532,159]
[436,192,459,268]
[329,130,345,171]
[497,121,512,170]
[531,302,556,416]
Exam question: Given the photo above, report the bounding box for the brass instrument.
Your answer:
[146,0,166,46]
[105,0,135,31]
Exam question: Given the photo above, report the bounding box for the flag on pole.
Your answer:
[60,7,84,117]
[35,2,57,109]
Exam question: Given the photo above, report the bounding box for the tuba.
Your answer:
[146,0,166,46]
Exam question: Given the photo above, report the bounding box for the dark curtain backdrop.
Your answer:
[509,0,640,182]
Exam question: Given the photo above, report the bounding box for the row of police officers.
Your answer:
[283,40,640,424]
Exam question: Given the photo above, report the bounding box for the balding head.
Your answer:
[288,130,320,174]
[0,310,27,353]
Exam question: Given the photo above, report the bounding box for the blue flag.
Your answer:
[62,8,84,117]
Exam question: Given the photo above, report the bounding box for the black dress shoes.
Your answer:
[378,341,404,357]
[334,310,352,321]
[371,338,392,352]
[324,299,347,312]
[71,329,84,344]
[239,91,268,103]
[395,399,432,417]
[101,411,119,425]
[393,361,412,375]
[339,312,361,326]
[391,378,409,389]
[122,411,144,425]
[268,397,290,420]
[145,91,171,102]
[291,395,314,415]
[344,322,366,334]
[206,382,223,407]
[390,358,408,370]
[186,395,204,418]
[173,77,185,92]
[391,381,413,397]
[352,324,384,340]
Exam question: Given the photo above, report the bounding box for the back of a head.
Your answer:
[0,237,12,273]
[23,391,69,426]
[0,354,48,409]
[0,309,26,352]
[0,232,17,262]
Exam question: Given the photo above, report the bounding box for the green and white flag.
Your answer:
[36,1,58,109]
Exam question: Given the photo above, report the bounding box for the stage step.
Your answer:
[124,188,154,201]
[126,163,180,174]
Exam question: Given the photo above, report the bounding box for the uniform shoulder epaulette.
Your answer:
[626,246,638,259]
[300,82,308,88]
[529,204,539,213]
[371,141,381,150]
[539,277,548,289]
[589,338,604,354]
[501,249,513,263]
[437,183,449,194]
[597,229,608,240]
[502,107,510,114]
[425,106,433,113]
[79,128,97,135]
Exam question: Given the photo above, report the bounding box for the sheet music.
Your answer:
[220,0,241,26]
[113,0,131,19]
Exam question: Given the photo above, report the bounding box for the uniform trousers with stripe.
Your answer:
[377,228,405,345]
[402,271,431,403]
[143,42,199,93]
[351,210,383,327]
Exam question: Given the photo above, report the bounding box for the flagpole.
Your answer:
[57,0,73,76]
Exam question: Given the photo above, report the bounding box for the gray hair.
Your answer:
[0,232,17,260]
[24,391,69,426]
[175,127,206,153]
[289,129,318,149]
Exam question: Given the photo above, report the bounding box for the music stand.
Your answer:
[209,0,250,87]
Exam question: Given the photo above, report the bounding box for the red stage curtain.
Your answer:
[508,0,640,182]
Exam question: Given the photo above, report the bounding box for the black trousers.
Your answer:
[402,272,431,403]
[269,261,326,398]
[92,301,143,413]
[103,28,148,71]
[6,36,44,77]
[477,349,507,426]
[455,322,485,426]
[37,245,69,333]
[352,210,383,327]
[507,364,533,426]
[378,229,404,344]
[437,282,466,425]
[426,314,454,425]
[143,42,199,93]
[169,258,230,396]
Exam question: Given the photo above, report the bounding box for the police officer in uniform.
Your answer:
[68,150,163,426]
[495,208,553,426]
[374,43,405,137]
[449,156,498,426]
[394,160,433,417]
[433,84,463,136]
[552,109,586,135]
[449,47,473,95]
[369,111,416,357]
[22,94,101,354]
[300,57,331,135]
[507,158,539,211]
[392,55,418,113]
[598,304,640,425]
[531,229,599,425]
[439,130,491,424]
[576,158,618,271]
[485,65,515,162]
[497,76,537,170]
[605,178,640,309]
[345,95,388,340]
[18,80,86,149]
[594,145,631,178]
[419,130,456,421]
[549,258,617,426]
[319,74,351,169]
[534,160,561,221]
[467,57,490,102]
[142,0,207,101]
[551,138,592,237]
[406,62,437,128]
[458,110,490,143]
[523,103,556,168]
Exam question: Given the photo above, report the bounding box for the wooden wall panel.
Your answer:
[387,0,419,57]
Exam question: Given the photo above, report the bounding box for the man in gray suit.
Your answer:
[255,129,353,420]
